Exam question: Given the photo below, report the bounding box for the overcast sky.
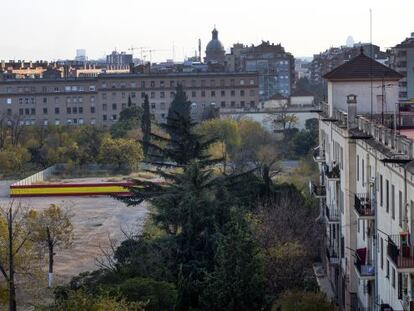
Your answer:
[2,0,413,62]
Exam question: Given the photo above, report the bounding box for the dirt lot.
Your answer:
[0,179,149,308]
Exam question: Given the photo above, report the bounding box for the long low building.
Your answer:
[0,71,259,125]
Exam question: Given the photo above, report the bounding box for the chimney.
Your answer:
[347,94,358,129]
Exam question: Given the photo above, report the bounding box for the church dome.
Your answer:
[206,29,224,52]
[205,28,225,64]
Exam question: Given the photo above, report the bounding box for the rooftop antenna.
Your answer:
[370,8,373,121]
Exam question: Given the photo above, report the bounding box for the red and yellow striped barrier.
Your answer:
[10,182,133,197]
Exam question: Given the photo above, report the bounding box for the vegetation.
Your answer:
[0,84,325,309]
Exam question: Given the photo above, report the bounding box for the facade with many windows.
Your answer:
[311,52,414,311]
[0,72,259,126]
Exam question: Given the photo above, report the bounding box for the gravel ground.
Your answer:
[0,179,149,309]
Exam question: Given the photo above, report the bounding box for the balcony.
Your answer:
[324,164,340,181]
[326,246,340,265]
[312,146,326,163]
[309,182,326,199]
[387,234,414,272]
[380,304,393,311]
[325,205,340,223]
[354,194,375,220]
[354,248,375,280]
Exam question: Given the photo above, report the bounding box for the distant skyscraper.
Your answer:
[75,49,87,62]
[106,51,133,69]
[346,36,355,47]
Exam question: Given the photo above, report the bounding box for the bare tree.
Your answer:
[254,195,323,295]
[26,204,74,288]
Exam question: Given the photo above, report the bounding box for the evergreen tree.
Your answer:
[141,94,151,158]
[200,209,265,311]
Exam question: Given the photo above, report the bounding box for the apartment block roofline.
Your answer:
[323,50,403,81]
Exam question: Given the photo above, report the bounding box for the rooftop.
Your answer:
[323,51,402,81]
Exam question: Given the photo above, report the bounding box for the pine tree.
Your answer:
[141,94,151,158]
[200,209,265,311]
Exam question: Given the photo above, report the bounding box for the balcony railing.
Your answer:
[325,164,340,181]
[325,205,340,223]
[326,246,340,265]
[310,182,326,198]
[354,249,375,280]
[387,234,414,270]
[312,146,326,163]
[354,194,375,219]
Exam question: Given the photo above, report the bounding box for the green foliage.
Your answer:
[98,136,143,169]
[111,98,143,138]
[274,291,333,311]
[141,94,151,158]
[119,277,177,311]
[200,210,265,311]
[0,145,30,174]
[49,289,146,311]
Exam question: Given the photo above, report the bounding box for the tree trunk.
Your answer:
[8,208,16,311]
[47,227,54,288]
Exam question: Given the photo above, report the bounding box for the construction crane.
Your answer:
[128,46,149,60]
[142,49,169,63]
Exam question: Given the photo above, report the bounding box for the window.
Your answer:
[220,79,225,86]
[89,85,96,91]
[170,81,175,87]
[362,159,365,186]
[55,119,60,125]
[112,114,117,121]
[386,260,389,278]
[90,107,96,113]
[380,174,383,207]
[399,191,403,227]
[151,92,155,99]
[231,101,235,107]
[240,79,245,85]
[392,268,395,288]
[249,90,255,96]
[192,91,196,98]
[392,185,395,219]
[6,98,12,105]
[201,91,206,97]
[151,103,156,109]
[79,107,83,114]
[357,155,359,181]
[6,109,11,116]
[231,90,235,96]
[112,103,117,110]
[221,90,225,96]
[102,93,107,100]
[160,81,165,88]
[43,108,48,114]
[211,91,216,97]
[381,238,384,269]
[230,79,235,86]
[19,108,23,115]
[240,90,245,96]
[55,107,60,114]
[386,180,390,212]
[141,81,146,89]
[240,101,245,108]
[160,92,165,98]
[43,97,47,103]
[122,103,126,109]
[90,96,95,103]
[73,107,78,114]
[122,92,126,99]
[150,81,155,88]
[221,101,226,108]
[103,114,107,121]
[103,104,107,111]
[210,80,216,87]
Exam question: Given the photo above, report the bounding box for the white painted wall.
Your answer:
[290,95,314,106]
[328,80,399,115]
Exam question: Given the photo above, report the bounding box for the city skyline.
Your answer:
[2,0,414,62]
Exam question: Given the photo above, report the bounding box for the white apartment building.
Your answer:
[311,50,414,311]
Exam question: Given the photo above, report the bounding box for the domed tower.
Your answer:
[205,27,225,65]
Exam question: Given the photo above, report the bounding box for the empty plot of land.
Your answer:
[0,180,149,282]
